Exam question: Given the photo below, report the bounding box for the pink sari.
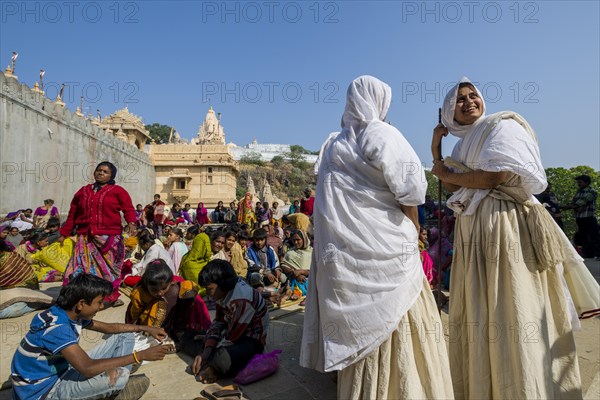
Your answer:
[64,234,125,302]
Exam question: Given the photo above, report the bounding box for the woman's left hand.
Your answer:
[125,223,137,236]
[145,326,168,341]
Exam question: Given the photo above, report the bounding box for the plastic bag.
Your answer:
[234,349,282,385]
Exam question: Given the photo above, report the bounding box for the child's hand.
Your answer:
[145,326,168,341]
[138,344,171,362]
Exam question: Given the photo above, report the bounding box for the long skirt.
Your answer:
[338,278,454,399]
[449,195,582,399]
[64,234,125,303]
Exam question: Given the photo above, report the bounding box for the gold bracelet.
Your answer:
[132,351,141,364]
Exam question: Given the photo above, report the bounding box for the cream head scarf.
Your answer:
[442,76,486,138]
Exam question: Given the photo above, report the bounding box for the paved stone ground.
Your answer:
[1,260,598,400]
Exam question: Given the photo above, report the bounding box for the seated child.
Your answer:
[11,274,174,400]
[126,259,211,340]
[45,217,61,245]
[15,232,62,283]
[124,230,175,287]
[185,260,269,383]
[246,228,284,298]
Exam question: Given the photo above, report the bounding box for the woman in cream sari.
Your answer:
[432,77,599,399]
[300,76,453,399]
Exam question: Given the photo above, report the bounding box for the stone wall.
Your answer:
[0,72,155,216]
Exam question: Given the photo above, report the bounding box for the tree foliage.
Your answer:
[239,152,266,166]
[145,123,173,144]
[545,166,600,238]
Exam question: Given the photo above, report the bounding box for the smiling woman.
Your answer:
[431,77,599,399]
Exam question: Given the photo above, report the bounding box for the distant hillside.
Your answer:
[237,157,317,204]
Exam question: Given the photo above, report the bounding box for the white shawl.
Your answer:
[300,76,427,372]
[443,78,546,215]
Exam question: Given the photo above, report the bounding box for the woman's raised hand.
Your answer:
[431,123,448,161]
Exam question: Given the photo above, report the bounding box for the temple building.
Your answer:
[149,107,239,207]
[100,107,152,151]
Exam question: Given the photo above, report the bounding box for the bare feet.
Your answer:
[197,366,218,384]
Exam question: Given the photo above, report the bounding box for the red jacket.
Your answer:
[59,184,136,237]
[300,196,315,216]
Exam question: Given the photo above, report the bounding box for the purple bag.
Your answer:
[234,349,282,385]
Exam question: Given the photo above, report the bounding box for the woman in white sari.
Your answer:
[432,77,599,399]
[300,76,453,399]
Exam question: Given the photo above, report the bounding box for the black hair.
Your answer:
[211,230,227,241]
[141,259,174,292]
[170,228,183,239]
[224,230,237,240]
[56,273,113,310]
[95,161,117,184]
[0,239,12,252]
[186,225,200,237]
[252,228,267,241]
[198,259,238,291]
[46,217,60,229]
[237,231,249,241]
[138,230,155,247]
[29,232,49,244]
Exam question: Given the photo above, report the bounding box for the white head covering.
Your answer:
[443,77,547,215]
[341,76,391,137]
[442,76,486,138]
[301,76,426,372]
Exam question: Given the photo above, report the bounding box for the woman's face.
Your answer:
[10,228,19,236]
[167,231,180,243]
[419,229,428,243]
[212,236,225,253]
[148,280,173,298]
[0,230,8,239]
[218,201,223,207]
[454,86,483,125]
[292,233,304,249]
[225,235,236,251]
[94,165,112,184]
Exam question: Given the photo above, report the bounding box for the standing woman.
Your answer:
[237,192,256,225]
[33,199,60,229]
[300,76,453,399]
[431,77,596,399]
[58,162,137,307]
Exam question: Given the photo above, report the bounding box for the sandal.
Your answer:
[200,384,249,400]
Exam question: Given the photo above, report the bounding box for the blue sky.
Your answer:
[1,0,598,169]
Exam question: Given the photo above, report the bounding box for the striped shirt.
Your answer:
[205,279,269,348]
[572,186,597,219]
[11,306,91,400]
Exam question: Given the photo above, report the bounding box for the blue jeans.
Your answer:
[46,332,136,400]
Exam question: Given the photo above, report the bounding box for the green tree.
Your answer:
[239,152,265,166]
[145,123,173,144]
[271,155,285,168]
[545,166,600,239]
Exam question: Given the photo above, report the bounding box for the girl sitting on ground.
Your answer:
[280,230,312,304]
[124,231,175,287]
[126,259,211,342]
[211,231,248,279]
[166,228,188,274]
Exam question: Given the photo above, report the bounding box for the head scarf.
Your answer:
[94,161,117,185]
[442,77,486,138]
[341,75,391,140]
[293,230,311,250]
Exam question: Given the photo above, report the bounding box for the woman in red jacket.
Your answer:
[58,162,137,307]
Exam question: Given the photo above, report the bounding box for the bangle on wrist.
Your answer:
[132,351,141,364]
